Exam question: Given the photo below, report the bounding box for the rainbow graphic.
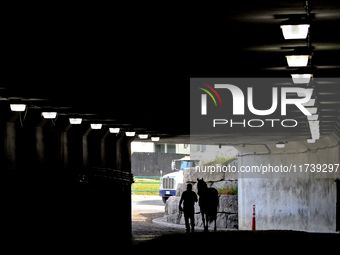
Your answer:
[197,82,222,106]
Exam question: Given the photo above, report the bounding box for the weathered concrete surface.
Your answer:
[237,135,340,232]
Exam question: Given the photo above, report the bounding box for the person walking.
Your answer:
[179,183,198,233]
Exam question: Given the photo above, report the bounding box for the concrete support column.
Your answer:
[4,114,19,172]
[60,124,72,171]
[115,135,135,237]
[82,127,107,168]
[101,132,118,168]
[116,135,134,172]
[236,135,340,232]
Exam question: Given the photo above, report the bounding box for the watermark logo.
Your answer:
[191,78,317,130]
[199,83,312,116]
[197,82,222,115]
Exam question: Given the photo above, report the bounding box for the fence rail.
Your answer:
[132,176,162,194]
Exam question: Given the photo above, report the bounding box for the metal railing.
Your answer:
[132,176,161,194]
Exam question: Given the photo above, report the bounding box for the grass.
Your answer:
[131,178,161,196]
[202,156,237,167]
[217,186,238,195]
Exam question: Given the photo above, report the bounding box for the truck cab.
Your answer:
[159,156,199,203]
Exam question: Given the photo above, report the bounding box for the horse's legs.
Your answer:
[201,213,206,229]
[204,214,209,232]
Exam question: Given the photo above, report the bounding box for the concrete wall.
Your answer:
[237,135,340,232]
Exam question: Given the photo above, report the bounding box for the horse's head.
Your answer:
[197,178,207,195]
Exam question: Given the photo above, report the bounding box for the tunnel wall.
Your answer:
[1,110,135,242]
[237,135,340,232]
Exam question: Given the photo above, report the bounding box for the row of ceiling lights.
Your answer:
[9,104,160,141]
[276,2,319,148]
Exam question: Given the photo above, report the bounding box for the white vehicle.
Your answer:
[159,156,199,203]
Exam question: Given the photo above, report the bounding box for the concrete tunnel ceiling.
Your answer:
[1,1,340,146]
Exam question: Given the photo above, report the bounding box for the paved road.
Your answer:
[131,195,182,235]
[131,195,165,213]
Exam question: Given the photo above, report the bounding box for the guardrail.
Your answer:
[132,176,162,194]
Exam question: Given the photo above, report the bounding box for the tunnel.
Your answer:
[2,1,340,250]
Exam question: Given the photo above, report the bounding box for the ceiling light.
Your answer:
[69,118,82,124]
[91,123,102,129]
[309,120,319,126]
[310,128,319,134]
[151,137,160,142]
[297,88,313,97]
[10,104,26,112]
[306,107,317,114]
[302,99,315,107]
[285,55,309,67]
[109,128,120,133]
[280,24,310,39]
[311,133,320,139]
[138,134,148,139]
[291,74,312,84]
[125,131,135,137]
[42,112,57,119]
[276,142,285,148]
[307,139,315,143]
[307,114,318,121]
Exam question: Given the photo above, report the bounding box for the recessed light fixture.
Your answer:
[10,104,26,112]
[285,55,309,67]
[109,128,120,133]
[69,118,82,124]
[291,74,312,84]
[307,114,318,121]
[125,131,135,137]
[138,134,148,139]
[276,142,285,148]
[151,137,160,142]
[91,123,102,129]
[302,99,315,107]
[306,107,317,115]
[42,112,57,119]
[309,120,319,126]
[311,133,320,139]
[297,88,313,97]
[281,24,310,39]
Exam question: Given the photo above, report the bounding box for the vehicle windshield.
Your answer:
[180,160,197,170]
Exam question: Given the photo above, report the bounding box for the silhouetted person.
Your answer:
[179,183,198,233]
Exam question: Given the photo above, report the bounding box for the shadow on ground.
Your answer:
[131,230,339,251]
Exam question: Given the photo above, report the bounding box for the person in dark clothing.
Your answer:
[179,183,198,233]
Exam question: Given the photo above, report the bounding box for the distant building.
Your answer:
[131,142,190,154]
[190,144,239,162]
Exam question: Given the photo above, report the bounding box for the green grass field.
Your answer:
[131,178,161,196]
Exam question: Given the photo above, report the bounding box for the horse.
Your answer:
[197,178,219,232]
